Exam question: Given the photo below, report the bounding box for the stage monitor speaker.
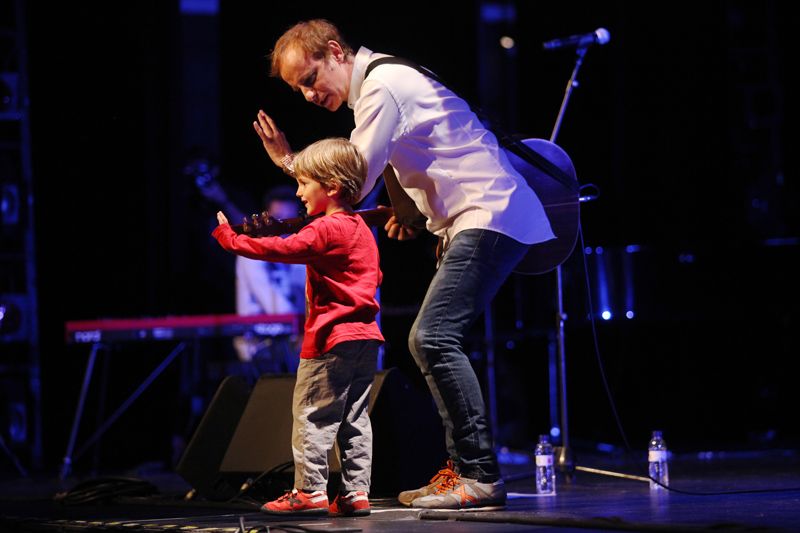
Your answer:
[218,374,296,494]
[218,368,445,498]
[368,366,446,497]
[175,375,252,501]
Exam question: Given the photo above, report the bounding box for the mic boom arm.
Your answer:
[543,28,611,51]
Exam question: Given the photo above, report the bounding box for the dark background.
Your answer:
[4,0,797,474]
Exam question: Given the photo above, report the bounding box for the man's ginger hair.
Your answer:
[270,19,354,78]
[293,138,367,205]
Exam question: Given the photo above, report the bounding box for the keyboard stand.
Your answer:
[59,341,188,480]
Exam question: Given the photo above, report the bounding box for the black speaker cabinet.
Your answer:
[178,368,446,500]
[175,375,252,501]
[218,374,297,495]
[368,367,446,496]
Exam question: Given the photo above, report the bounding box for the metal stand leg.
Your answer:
[60,342,102,480]
[485,305,498,445]
[59,341,188,479]
[0,433,28,477]
[554,265,575,477]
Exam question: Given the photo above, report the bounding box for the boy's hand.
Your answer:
[216,211,229,225]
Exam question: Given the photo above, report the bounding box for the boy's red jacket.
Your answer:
[213,211,384,358]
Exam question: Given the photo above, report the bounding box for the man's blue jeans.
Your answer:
[408,228,530,482]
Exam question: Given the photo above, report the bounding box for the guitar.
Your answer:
[504,138,580,275]
[233,138,579,276]
[231,163,417,237]
[232,205,394,237]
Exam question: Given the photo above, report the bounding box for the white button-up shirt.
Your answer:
[348,47,554,246]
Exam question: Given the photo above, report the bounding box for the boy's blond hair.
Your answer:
[269,19,354,78]
[293,138,367,205]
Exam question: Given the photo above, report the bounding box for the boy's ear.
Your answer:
[326,182,342,198]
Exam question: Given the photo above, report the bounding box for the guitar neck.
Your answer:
[354,206,395,228]
[232,206,394,237]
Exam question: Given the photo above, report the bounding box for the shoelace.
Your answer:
[276,489,301,504]
[433,474,461,494]
[431,461,461,494]
[429,460,458,484]
[341,491,365,502]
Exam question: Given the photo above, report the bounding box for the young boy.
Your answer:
[212,138,383,517]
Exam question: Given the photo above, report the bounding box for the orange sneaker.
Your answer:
[411,476,506,509]
[397,459,459,506]
[329,490,370,517]
[261,489,329,515]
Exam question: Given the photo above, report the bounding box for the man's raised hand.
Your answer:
[253,109,293,168]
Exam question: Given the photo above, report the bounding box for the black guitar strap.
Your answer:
[364,57,577,191]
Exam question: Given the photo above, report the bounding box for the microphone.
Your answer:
[542,28,611,51]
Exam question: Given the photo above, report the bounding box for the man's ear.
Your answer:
[328,40,345,62]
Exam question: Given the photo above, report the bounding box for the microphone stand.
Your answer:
[549,44,591,480]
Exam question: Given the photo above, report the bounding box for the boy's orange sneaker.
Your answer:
[329,490,370,517]
[261,489,329,515]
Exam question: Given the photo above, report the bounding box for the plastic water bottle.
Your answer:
[648,430,669,490]
[534,434,555,494]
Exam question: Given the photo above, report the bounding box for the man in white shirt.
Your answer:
[253,19,554,510]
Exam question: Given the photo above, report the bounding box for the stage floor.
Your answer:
[2,449,799,532]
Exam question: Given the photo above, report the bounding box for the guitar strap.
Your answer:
[365,57,577,191]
